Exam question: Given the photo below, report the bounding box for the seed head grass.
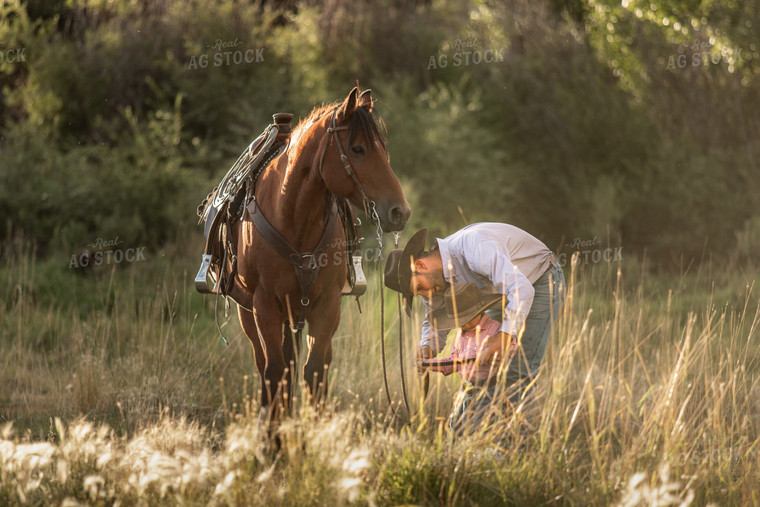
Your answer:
[1,239,759,504]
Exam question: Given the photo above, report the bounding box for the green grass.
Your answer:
[1,234,759,505]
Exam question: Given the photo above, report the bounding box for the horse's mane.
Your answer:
[292,101,387,151]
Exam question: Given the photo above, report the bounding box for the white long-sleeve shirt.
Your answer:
[420,223,553,353]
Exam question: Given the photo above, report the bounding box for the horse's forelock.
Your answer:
[347,105,387,151]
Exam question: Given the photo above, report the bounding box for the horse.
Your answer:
[228,87,410,425]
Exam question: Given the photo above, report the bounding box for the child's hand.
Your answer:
[416,345,434,375]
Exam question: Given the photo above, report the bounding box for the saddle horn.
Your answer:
[273,113,294,142]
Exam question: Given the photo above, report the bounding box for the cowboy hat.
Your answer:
[430,282,503,330]
[384,228,428,316]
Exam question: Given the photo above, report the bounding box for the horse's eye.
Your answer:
[351,145,365,155]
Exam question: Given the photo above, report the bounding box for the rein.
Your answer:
[378,230,425,425]
[379,231,405,421]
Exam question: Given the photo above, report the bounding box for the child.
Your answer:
[422,283,518,437]
[424,283,517,383]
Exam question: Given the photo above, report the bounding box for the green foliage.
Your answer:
[0,0,758,266]
[625,141,754,266]
[0,97,205,255]
[381,77,512,235]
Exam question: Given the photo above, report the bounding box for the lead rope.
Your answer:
[394,231,412,416]
[379,226,415,423]
[377,212,402,422]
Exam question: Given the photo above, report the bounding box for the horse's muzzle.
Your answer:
[378,201,411,232]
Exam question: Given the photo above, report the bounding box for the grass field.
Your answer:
[1,232,759,505]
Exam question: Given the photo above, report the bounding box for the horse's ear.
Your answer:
[339,87,359,121]
[358,89,373,112]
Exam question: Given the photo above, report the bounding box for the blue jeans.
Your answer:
[449,259,565,436]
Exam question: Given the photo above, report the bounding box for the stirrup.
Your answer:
[342,254,367,296]
[194,254,220,294]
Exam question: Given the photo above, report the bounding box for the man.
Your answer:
[384,223,565,429]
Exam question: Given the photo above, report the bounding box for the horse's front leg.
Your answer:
[250,295,290,421]
[281,320,299,411]
[303,295,341,404]
[238,305,266,388]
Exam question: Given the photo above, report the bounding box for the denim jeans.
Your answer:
[449,259,565,436]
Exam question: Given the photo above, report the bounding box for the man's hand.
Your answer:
[416,345,434,374]
[476,332,516,367]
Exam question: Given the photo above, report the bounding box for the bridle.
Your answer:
[317,109,381,225]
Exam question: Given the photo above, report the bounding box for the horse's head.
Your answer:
[317,87,410,232]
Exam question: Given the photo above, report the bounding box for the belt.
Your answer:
[548,252,561,271]
[536,252,561,280]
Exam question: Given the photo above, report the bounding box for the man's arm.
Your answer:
[420,318,449,353]
[419,296,449,353]
[469,240,535,336]
[418,297,449,373]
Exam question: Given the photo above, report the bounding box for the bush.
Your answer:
[0,99,206,257]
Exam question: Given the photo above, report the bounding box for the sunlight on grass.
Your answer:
[1,241,759,504]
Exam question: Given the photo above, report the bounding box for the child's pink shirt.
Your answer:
[429,314,503,382]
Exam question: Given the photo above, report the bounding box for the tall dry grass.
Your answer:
[1,239,759,505]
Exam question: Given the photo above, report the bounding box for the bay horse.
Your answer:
[230,87,410,424]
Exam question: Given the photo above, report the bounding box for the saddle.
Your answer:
[194,113,367,306]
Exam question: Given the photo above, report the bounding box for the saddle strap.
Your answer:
[248,197,338,330]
